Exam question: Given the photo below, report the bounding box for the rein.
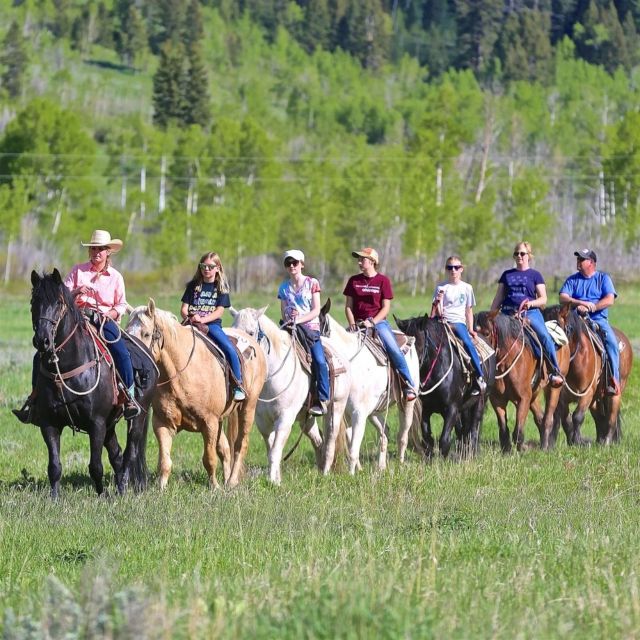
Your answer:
[418,324,454,396]
[561,316,600,397]
[155,322,198,386]
[257,322,300,403]
[491,317,526,380]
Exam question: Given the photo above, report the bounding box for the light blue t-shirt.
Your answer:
[559,271,617,321]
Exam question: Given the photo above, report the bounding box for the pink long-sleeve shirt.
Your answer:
[63,261,128,322]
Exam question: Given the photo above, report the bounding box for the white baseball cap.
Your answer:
[283,249,305,263]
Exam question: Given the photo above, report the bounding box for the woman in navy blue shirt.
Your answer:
[490,241,564,388]
[181,252,245,401]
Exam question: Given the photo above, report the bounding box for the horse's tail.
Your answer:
[129,408,151,492]
[333,417,348,471]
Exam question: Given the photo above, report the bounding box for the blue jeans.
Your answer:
[520,308,561,374]
[591,317,620,381]
[31,317,135,389]
[309,331,330,402]
[450,323,484,378]
[375,320,415,388]
[207,322,243,385]
[101,319,135,388]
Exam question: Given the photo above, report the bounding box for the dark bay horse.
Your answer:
[396,315,496,459]
[544,305,633,445]
[28,269,156,497]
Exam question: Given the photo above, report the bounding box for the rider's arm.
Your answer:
[345,296,357,329]
[180,302,190,320]
[489,283,506,311]
[525,283,547,310]
[372,298,391,324]
[465,305,477,336]
[560,291,615,313]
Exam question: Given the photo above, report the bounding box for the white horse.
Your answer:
[230,307,351,484]
[323,314,420,473]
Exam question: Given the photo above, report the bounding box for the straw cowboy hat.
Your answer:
[81,229,123,253]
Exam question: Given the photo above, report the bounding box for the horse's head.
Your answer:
[30,269,76,354]
[230,306,268,341]
[475,310,499,344]
[127,298,162,354]
[395,314,429,360]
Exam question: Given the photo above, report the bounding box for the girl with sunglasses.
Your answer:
[490,241,564,387]
[278,249,330,416]
[432,256,486,395]
[181,252,245,402]
[278,249,329,416]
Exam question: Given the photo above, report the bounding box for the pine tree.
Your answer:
[152,42,187,128]
[182,43,211,128]
[0,21,28,99]
[114,3,147,67]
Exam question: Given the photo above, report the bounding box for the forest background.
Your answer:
[1,0,640,296]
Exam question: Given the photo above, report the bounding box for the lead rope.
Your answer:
[156,323,197,386]
[561,316,600,397]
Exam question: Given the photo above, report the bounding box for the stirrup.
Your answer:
[309,400,327,416]
[12,398,34,424]
[232,386,246,401]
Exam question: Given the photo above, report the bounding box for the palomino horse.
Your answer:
[396,315,496,459]
[322,314,419,473]
[28,270,157,497]
[127,300,267,489]
[475,310,569,451]
[230,307,351,484]
[544,305,633,445]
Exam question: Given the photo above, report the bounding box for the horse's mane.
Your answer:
[396,315,446,359]
[544,304,584,341]
[476,311,522,343]
[129,305,180,341]
[32,271,83,325]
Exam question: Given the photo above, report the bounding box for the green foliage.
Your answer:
[0,20,28,99]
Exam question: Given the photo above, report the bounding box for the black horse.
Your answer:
[396,315,495,459]
[27,269,157,497]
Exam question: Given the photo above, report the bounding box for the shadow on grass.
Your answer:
[0,468,119,494]
[83,59,136,74]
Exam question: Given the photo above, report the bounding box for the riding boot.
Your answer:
[12,393,35,424]
[123,385,141,420]
[471,376,487,396]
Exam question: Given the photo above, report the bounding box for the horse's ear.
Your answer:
[256,305,268,318]
[229,306,238,318]
[147,298,156,316]
[31,270,40,286]
[52,268,63,284]
[488,309,499,320]
[559,303,571,322]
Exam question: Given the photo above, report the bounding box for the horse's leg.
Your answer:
[345,410,367,474]
[154,419,175,490]
[569,396,591,446]
[268,413,296,485]
[303,415,324,466]
[41,425,62,499]
[201,418,222,489]
[367,414,387,472]
[87,426,106,496]
[103,425,125,495]
[513,393,535,451]
[490,397,511,453]
[439,406,459,459]
[396,400,415,464]
[227,402,257,489]
[216,425,232,484]
[420,410,435,460]
[594,396,621,445]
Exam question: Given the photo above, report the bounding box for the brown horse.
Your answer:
[475,310,570,451]
[127,299,267,489]
[544,305,633,445]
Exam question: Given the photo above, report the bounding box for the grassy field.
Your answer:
[0,286,638,638]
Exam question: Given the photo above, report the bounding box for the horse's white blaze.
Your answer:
[232,308,351,484]
[324,315,419,473]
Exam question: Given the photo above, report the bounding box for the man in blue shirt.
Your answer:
[559,248,620,395]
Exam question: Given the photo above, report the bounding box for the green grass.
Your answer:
[0,288,638,638]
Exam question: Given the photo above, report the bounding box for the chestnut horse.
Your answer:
[475,310,570,451]
[544,305,633,445]
[127,300,267,489]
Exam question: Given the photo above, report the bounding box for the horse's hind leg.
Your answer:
[226,406,255,489]
[367,414,387,472]
[155,420,175,490]
[41,425,62,499]
[439,407,459,459]
[490,398,511,453]
[103,425,125,494]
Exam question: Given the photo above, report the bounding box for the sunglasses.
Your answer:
[199,263,217,270]
[446,265,463,271]
[576,256,591,262]
[284,260,300,267]
[90,245,109,252]
[513,251,528,257]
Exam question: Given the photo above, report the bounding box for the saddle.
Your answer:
[361,327,415,366]
[192,328,256,402]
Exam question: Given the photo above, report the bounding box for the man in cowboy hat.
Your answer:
[559,248,621,395]
[13,229,141,423]
[343,247,417,400]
